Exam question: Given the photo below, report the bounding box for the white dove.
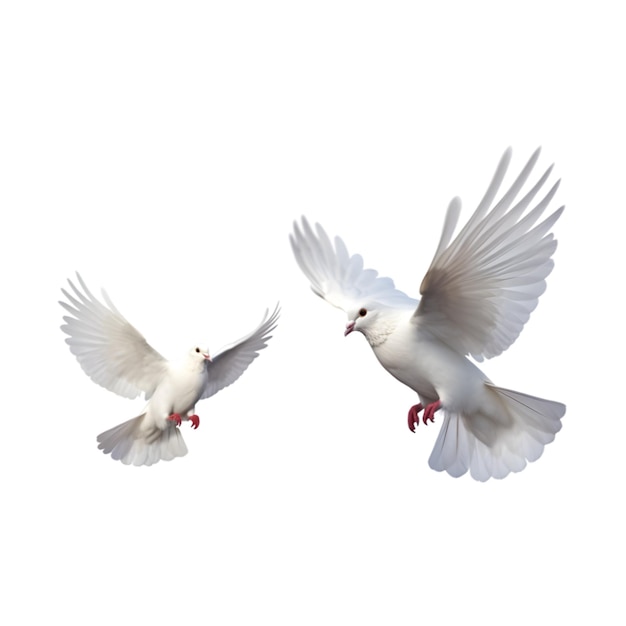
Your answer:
[60,274,280,466]
[290,148,565,481]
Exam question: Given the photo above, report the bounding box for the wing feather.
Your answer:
[290,217,417,313]
[415,148,564,361]
[200,304,280,400]
[59,274,168,398]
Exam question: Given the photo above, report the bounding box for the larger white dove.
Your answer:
[290,148,565,481]
[60,274,279,466]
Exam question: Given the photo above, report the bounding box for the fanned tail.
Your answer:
[428,384,565,481]
[96,414,188,466]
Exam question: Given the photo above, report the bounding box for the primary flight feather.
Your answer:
[290,148,565,481]
[60,274,280,466]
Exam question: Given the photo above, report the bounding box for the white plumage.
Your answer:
[290,148,565,481]
[60,274,279,466]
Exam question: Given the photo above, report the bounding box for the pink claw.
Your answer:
[189,414,200,430]
[407,400,441,431]
[407,403,423,432]
[422,400,441,424]
[168,413,182,427]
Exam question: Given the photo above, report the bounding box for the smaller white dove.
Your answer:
[60,274,280,466]
[290,148,566,481]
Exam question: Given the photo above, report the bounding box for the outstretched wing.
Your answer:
[60,273,168,399]
[290,217,418,314]
[414,148,564,361]
[200,304,280,400]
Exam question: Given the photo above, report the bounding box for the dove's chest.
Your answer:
[371,329,439,399]
[372,323,481,401]
[151,365,207,414]
[172,367,206,406]
[373,327,490,409]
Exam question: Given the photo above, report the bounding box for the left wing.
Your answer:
[200,304,280,400]
[414,148,563,361]
[290,217,417,314]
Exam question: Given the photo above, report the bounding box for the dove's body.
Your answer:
[96,352,210,465]
[366,312,562,479]
[291,148,566,481]
[60,275,279,466]
[372,311,485,408]
[146,355,208,429]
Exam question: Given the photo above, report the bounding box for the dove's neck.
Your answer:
[177,356,207,374]
[361,313,400,348]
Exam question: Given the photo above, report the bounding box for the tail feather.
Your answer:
[96,414,188,466]
[429,384,565,481]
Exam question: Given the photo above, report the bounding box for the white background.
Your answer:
[1,1,623,624]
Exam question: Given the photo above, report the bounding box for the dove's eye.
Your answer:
[195,347,200,353]
[359,308,367,317]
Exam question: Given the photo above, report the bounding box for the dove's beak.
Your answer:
[344,320,355,336]
[203,353,212,362]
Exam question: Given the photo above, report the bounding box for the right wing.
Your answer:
[60,273,169,399]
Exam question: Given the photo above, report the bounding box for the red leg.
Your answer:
[408,403,423,432]
[189,414,200,430]
[168,413,182,427]
[422,400,441,424]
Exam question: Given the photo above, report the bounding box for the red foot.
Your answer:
[189,414,200,430]
[407,400,441,431]
[168,413,182,427]
[423,400,441,423]
[408,403,423,432]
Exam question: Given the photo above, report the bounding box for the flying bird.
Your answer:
[290,148,565,481]
[60,274,280,466]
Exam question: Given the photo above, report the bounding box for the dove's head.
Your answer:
[189,346,212,363]
[344,305,394,347]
